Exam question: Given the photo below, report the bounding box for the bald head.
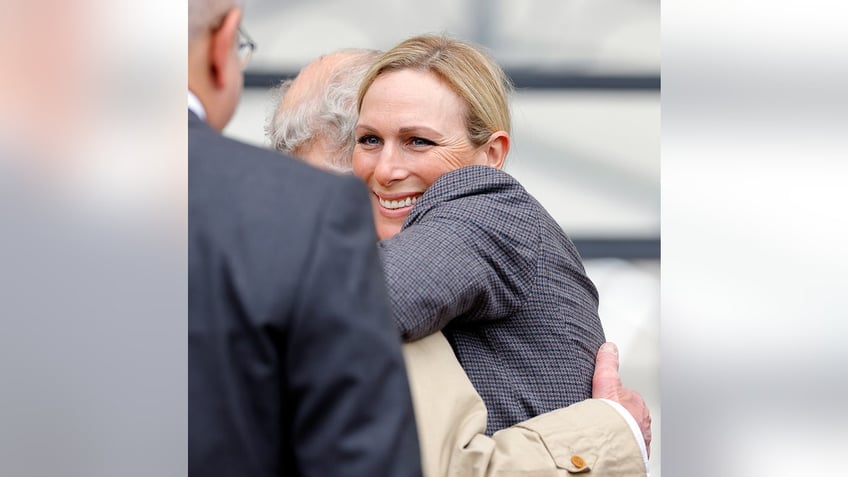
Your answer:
[266,49,381,172]
[283,53,351,111]
[189,0,244,42]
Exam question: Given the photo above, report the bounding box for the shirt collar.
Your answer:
[188,90,206,121]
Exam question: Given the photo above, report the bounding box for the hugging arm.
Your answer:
[404,334,649,476]
[379,218,535,341]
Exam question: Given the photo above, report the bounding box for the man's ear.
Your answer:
[482,131,510,169]
[209,8,242,90]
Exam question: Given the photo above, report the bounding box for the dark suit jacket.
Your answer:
[380,165,605,434]
[188,111,421,477]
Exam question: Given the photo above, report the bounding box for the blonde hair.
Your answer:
[357,34,512,147]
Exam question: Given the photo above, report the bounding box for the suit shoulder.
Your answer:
[191,128,309,178]
[189,128,365,202]
[189,130,373,251]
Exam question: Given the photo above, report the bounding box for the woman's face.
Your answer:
[353,69,488,240]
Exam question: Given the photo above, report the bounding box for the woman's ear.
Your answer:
[482,131,510,169]
[209,8,242,90]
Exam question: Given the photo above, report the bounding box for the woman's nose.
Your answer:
[373,144,409,187]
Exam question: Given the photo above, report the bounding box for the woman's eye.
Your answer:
[357,135,380,145]
[410,137,436,147]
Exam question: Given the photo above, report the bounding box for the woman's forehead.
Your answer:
[361,70,466,124]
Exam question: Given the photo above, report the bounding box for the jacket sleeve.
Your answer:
[380,212,537,341]
[403,333,647,477]
[287,175,422,477]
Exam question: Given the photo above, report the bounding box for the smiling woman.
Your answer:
[353,35,606,434]
[354,68,506,239]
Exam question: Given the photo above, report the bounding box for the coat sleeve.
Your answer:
[286,175,422,477]
[379,211,537,341]
[404,333,647,477]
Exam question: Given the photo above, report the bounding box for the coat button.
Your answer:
[570,455,586,469]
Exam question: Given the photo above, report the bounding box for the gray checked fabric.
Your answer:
[379,165,605,434]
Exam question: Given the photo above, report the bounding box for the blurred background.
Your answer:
[227,0,661,471]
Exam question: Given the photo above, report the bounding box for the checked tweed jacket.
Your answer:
[379,165,605,434]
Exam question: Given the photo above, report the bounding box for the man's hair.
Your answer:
[358,34,512,148]
[188,0,245,42]
[266,49,382,172]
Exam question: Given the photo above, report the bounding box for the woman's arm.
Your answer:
[379,215,536,341]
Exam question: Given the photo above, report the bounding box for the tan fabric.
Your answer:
[403,333,646,477]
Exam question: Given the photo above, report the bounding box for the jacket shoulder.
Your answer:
[189,126,364,211]
[188,126,372,261]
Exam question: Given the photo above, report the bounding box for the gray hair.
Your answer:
[266,49,381,172]
[188,0,245,42]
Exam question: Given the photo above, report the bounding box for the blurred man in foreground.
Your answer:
[188,2,421,476]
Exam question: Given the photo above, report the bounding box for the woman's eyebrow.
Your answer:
[354,124,377,133]
[398,126,441,137]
